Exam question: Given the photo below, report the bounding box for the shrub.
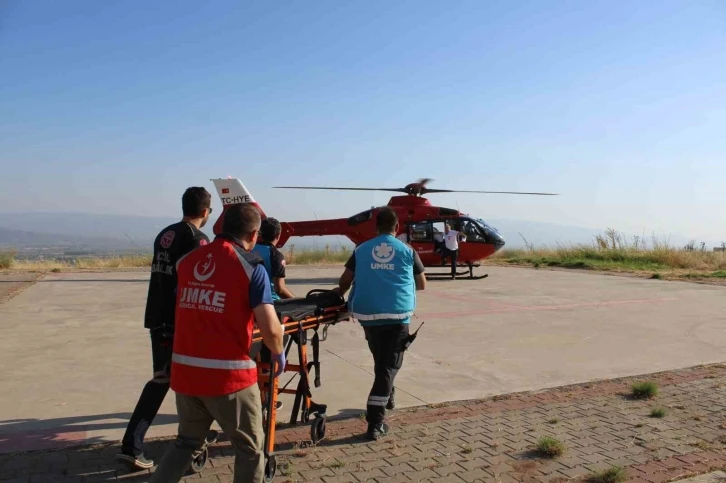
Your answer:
[650,407,666,418]
[631,381,659,399]
[0,251,15,269]
[536,436,565,457]
[589,466,627,483]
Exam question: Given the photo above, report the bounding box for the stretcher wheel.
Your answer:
[301,407,310,424]
[311,415,327,443]
[189,447,208,473]
[264,454,277,482]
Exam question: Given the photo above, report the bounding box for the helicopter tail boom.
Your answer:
[277,218,356,248]
[210,177,267,235]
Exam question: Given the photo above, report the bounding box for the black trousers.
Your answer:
[363,323,409,426]
[121,328,173,455]
[442,248,459,276]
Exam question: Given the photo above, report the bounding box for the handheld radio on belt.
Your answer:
[402,320,424,352]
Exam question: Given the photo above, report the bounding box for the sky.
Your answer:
[1,0,725,243]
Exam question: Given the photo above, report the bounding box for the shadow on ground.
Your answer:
[36,279,149,283]
[0,413,178,454]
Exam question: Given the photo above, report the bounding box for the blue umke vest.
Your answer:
[348,234,417,326]
[251,243,280,301]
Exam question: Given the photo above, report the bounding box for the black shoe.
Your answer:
[366,422,389,441]
[386,388,395,410]
[206,429,220,445]
[115,451,154,470]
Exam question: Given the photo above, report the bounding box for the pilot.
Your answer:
[333,207,426,440]
[116,187,212,470]
[251,217,295,300]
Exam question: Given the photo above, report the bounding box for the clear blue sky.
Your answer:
[1,0,725,241]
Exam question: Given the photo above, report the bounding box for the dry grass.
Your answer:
[490,228,726,279]
[2,244,352,272]
[284,244,351,265]
[8,255,154,271]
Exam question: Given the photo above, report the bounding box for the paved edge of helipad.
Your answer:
[2,362,726,483]
[0,271,44,304]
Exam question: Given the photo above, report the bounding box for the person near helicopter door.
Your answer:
[441,222,467,279]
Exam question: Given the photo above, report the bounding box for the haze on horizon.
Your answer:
[1,1,725,244]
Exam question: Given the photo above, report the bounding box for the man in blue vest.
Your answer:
[252,217,294,411]
[333,207,426,440]
[252,217,295,301]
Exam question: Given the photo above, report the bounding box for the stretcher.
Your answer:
[252,289,351,482]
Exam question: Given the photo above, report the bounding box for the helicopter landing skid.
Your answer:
[426,263,488,280]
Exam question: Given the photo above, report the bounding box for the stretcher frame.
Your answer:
[251,290,351,482]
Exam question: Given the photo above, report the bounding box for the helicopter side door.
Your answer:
[401,219,456,266]
[397,221,436,264]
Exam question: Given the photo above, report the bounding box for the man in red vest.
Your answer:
[150,203,285,483]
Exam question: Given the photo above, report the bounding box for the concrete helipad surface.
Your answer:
[1,265,725,454]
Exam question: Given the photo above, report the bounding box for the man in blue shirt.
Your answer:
[334,207,426,440]
[252,217,294,411]
[252,217,295,301]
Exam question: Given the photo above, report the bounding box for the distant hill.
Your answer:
[0,227,139,250]
[0,212,176,247]
[0,212,347,251]
[484,218,602,248]
[0,211,716,252]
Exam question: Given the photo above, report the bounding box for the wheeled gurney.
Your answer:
[252,289,351,482]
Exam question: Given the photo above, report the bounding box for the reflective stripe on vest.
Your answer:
[172,353,256,370]
[352,311,414,321]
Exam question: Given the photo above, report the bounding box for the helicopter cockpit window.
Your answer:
[460,218,487,242]
[476,218,505,245]
[347,209,373,226]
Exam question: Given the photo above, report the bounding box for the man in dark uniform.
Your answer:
[116,187,213,470]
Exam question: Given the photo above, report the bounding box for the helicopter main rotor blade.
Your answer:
[273,184,559,196]
[424,189,559,195]
[273,186,408,193]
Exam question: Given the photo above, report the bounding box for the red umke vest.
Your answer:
[171,235,260,397]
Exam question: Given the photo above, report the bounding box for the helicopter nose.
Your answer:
[487,226,505,248]
[491,231,505,249]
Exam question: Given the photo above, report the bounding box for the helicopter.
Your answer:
[210,177,558,279]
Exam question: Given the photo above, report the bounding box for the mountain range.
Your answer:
[0,211,717,252]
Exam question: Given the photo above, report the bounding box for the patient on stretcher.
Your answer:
[272,289,347,321]
[251,289,347,359]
